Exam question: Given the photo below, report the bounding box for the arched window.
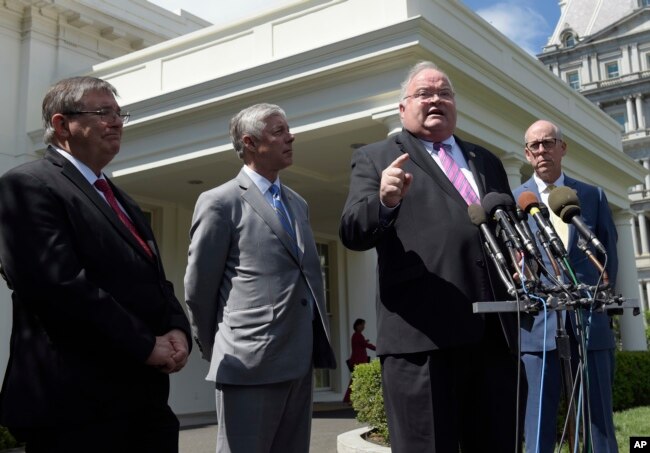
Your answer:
[563,33,576,48]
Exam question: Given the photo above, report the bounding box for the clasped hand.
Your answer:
[145,329,189,374]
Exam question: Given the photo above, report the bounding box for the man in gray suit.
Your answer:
[184,103,336,453]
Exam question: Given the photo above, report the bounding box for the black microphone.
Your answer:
[514,206,543,260]
[468,204,516,296]
[482,192,523,252]
[548,186,607,255]
[518,191,568,261]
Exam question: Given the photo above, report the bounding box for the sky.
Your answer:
[147,0,562,56]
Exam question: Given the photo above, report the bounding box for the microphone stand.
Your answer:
[537,227,579,451]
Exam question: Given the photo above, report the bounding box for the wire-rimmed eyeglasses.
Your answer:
[64,108,131,124]
[402,89,455,102]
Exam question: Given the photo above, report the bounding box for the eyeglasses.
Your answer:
[525,138,561,152]
[403,89,455,102]
[64,108,131,124]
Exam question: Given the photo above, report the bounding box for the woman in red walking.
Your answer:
[343,318,376,403]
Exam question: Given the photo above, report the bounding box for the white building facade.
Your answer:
[538,0,650,316]
[1,0,647,417]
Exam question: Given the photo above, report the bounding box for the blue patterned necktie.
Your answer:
[268,184,296,241]
[434,142,480,205]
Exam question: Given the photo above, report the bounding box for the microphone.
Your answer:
[468,204,516,296]
[548,186,607,255]
[518,191,568,260]
[482,192,523,252]
[514,206,543,260]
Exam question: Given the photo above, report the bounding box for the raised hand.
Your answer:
[380,153,412,208]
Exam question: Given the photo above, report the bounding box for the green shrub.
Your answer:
[613,350,650,411]
[0,425,19,450]
[350,358,390,443]
[347,351,650,447]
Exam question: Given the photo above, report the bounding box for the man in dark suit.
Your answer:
[184,103,336,453]
[339,61,522,452]
[513,120,619,453]
[0,76,191,453]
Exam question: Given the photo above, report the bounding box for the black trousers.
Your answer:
[23,404,179,453]
[381,326,524,453]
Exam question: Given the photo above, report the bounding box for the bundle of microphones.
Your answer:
[468,187,624,314]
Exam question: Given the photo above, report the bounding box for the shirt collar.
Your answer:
[242,165,281,195]
[533,172,564,193]
[419,135,456,155]
[52,146,105,184]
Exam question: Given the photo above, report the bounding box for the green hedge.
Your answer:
[349,358,389,443]
[0,425,18,450]
[349,349,650,446]
[613,350,650,411]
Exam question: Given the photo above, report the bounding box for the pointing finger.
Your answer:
[388,153,409,169]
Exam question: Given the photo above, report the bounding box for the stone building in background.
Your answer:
[538,0,650,313]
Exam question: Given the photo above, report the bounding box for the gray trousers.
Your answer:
[215,371,313,453]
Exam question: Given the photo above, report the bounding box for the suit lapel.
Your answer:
[108,180,160,261]
[395,131,466,206]
[457,137,486,201]
[46,148,157,263]
[237,170,300,262]
[281,187,305,262]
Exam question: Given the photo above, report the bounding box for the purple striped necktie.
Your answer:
[434,142,480,205]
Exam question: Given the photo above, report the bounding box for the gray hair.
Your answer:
[42,76,119,145]
[398,61,455,101]
[229,103,287,159]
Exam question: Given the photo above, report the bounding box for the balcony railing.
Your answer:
[580,70,650,92]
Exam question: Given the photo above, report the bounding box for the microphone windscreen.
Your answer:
[517,191,539,213]
[515,207,527,221]
[548,186,581,218]
[559,205,581,223]
[468,204,487,226]
[481,192,515,216]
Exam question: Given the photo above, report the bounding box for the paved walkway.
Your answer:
[178,403,364,453]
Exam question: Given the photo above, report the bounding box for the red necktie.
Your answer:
[435,142,480,205]
[94,179,153,258]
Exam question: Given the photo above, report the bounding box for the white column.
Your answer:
[372,110,401,137]
[590,54,599,81]
[501,155,525,191]
[581,56,590,84]
[636,160,645,192]
[630,43,640,73]
[645,281,650,313]
[552,64,560,78]
[626,96,637,131]
[614,210,648,350]
[621,45,631,74]
[638,213,649,255]
[630,215,639,256]
[645,159,650,191]
[639,282,645,310]
[635,94,646,130]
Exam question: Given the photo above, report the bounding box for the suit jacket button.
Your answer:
[476,259,485,268]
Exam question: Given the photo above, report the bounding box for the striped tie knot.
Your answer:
[434,142,479,205]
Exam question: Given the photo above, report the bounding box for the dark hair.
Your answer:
[353,318,365,330]
[42,76,119,145]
